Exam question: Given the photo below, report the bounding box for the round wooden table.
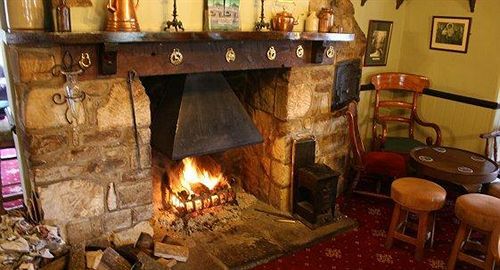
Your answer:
[410,146,499,193]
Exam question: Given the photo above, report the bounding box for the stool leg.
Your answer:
[448,222,468,270]
[385,203,401,249]
[430,212,437,249]
[485,233,495,270]
[416,211,430,261]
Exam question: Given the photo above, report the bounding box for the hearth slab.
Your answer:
[166,199,357,270]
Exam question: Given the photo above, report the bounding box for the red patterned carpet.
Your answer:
[0,148,23,210]
[255,194,480,270]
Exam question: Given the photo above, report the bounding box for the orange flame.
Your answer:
[169,157,228,196]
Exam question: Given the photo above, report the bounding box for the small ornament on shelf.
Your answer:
[56,0,71,32]
[255,0,270,31]
[164,0,184,32]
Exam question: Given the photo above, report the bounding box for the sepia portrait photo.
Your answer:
[430,16,472,53]
[364,20,393,66]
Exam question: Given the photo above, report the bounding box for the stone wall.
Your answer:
[8,46,153,245]
[226,0,366,212]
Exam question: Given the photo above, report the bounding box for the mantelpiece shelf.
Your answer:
[4,31,355,45]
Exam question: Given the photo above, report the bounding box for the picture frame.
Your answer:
[364,20,393,67]
[430,16,472,53]
[205,0,241,31]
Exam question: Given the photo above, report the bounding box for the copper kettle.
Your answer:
[105,0,140,32]
[271,10,299,32]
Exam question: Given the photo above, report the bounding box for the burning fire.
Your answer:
[179,158,226,193]
[168,157,235,213]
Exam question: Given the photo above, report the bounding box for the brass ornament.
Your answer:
[296,45,304,58]
[226,48,236,63]
[78,53,92,69]
[326,46,335,59]
[267,46,277,61]
[170,48,183,66]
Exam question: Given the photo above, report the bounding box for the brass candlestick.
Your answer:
[255,0,270,31]
[164,0,184,32]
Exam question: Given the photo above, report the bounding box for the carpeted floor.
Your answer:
[255,194,481,270]
[0,147,23,210]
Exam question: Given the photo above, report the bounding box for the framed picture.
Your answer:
[206,0,241,31]
[430,16,472,53]
[364,20,393,66]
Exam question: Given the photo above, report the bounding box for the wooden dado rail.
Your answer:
[3,31,355,79]
[360,83,500,110]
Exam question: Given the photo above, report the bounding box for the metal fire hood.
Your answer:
[142,72,263,160]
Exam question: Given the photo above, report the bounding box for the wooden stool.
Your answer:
[490,224,500,269]
[448,194,500,270]
[385,177,446,261]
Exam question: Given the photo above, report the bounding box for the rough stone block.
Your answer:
[132,204,153,224]
[271,136,291,164]
[111,221,153,247]
[97,80,150,130]
[116,180,153,208]
[269,184,291,212]
[122,169,152,182]
[82,129,122,146]
[28,133,69,156]
[33,164,88,184]
[18,49,56,82]
[25,86,72,130]
[39,179,104,223]
[66,217,103,244]
[104,209,132,232]
[87,157,127,174]
[270,161,291,188]
[274,83,313,120]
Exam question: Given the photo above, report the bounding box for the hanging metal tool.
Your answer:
[127,70,142,169]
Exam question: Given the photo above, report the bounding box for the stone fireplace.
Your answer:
[5,0,366,256]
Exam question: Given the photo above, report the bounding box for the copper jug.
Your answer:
[105,0,140,32]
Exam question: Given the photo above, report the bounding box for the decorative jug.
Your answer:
[105,0,140,32]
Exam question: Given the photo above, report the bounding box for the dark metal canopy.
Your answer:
[142,72,263,160]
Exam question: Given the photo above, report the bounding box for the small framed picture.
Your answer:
[206,0,241,31]
[364,20,393,67]
[430,16,472,53]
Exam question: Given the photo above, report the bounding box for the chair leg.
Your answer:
[385,203,401,249]
[350,171,361,194]
[416,211,430,261]
[448,222,468,270]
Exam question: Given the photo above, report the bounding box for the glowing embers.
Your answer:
[167,157,236,215]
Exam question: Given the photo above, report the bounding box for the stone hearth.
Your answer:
[5,0,366,257]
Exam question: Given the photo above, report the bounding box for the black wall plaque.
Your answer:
[332,59,362,110]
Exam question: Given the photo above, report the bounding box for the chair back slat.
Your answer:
[346,102,365,168]
[480,130,500,164]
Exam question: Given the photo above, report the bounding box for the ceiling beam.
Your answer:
[396,0,404,9]
[361,0,368,6]
[469,0,476,12]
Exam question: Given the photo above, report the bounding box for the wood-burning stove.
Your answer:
[292,138,339,229]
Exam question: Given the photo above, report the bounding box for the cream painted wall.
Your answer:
[353,0,500,153]
[71,0,311,32]
[352,0,406,84]
[399,0,500,101]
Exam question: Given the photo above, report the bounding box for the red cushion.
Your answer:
[364,151,407,178]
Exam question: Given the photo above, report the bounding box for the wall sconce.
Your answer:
[52,51,90,125]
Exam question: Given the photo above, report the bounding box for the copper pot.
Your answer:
[105,0,140,32]
[271,10,299,32]
[318,8,334,33]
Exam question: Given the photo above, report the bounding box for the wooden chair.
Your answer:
[480,130,500,198]
[345,101,408,198]
[371,73,442,154]
[489,223,500,269]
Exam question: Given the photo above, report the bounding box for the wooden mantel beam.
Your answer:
[469,0,476,12]
[361,0,368,6]
[396,0,404,9]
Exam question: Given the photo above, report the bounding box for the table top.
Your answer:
[410,146,499,185]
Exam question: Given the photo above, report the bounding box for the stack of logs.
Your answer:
[85,233,189,270]
[170,186,236,216]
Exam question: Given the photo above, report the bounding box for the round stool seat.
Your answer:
[391,177,446,211]
[455,194,500,232]
[488,182,500,199]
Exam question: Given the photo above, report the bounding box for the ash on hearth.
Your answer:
[154,191,257,235]
[0,215,67,269]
